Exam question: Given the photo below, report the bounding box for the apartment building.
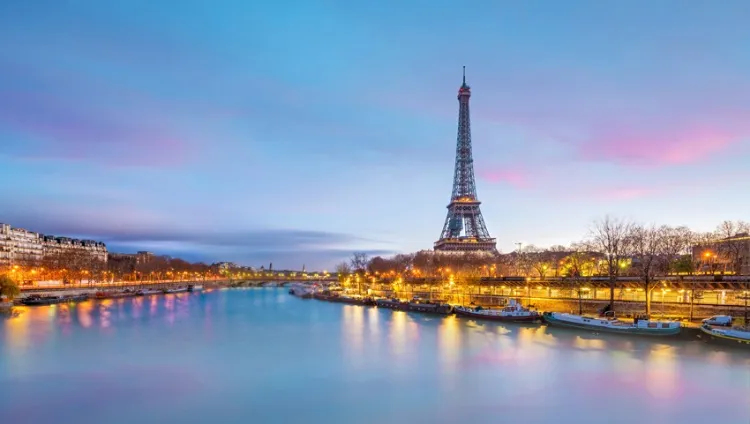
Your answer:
[0,223,108,266]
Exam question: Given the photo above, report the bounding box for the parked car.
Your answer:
[702,315,733,327]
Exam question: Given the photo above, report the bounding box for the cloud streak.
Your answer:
[477,169,532,189]
[0,64,192,167]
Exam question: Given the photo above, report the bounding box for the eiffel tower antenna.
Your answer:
[434,67,497,255]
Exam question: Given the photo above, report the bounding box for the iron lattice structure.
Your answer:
[434,67,498,254]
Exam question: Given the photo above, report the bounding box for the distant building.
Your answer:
[0,222,107,266]
[692,233,750,275]
[108,251,155,268]
[215,262,237,272]
[136,251,154,264]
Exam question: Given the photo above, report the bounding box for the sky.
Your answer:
[1,1,749,270]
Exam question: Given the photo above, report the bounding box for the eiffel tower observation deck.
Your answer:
[434,67,498,255]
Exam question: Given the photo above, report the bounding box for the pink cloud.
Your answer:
[0,89,192,167]
[477,168,532,189]
[592,187,660,201]
[579,124,744,167]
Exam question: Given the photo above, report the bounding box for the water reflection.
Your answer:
[389,311,409,361]
[645,346,680,399]
[131,296,144,319]
[3,307,30,351]
[98,299,113,330]
[1,294,211,353]
[341,305,365,362]
[1,290,749,424]
[572,335,607,350]
[437,316,461,372]
[149,295,158,317]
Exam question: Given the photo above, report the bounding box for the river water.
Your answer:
[1,288,748,424]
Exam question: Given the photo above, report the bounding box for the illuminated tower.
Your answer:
[434,67,497,254]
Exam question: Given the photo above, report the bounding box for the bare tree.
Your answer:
[658,226,694,273]
[524,246,552,279]
[548,245,570,276]
[512,245,537,277]
[335,261,352,282]
[412,251,436,276]
[367,256,392,274]
[714,220,750,274]
[628,224,662,314]
[391,254,414,275]
[590,216,633,312]
[350,252,369,275]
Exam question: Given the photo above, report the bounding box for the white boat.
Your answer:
[187,284,203,292]
[543,312,681,336]
[164,286,188,294]
[699,324,750,347]
[455,299,541,322]
[288,284,314,298]
[139,288,163,296]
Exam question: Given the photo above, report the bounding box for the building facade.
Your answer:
[0,223,108,267]
[692,233,750,275]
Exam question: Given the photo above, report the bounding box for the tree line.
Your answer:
[338,218,749,313]
[2,250,220,285]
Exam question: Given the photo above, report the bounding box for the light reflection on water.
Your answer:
[0,288,748,424]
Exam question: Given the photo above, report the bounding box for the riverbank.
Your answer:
[10,281,746,325]
[370,289,747,323]
[5,282,224,307]
[16,281,228,298]
[306,291,749,348]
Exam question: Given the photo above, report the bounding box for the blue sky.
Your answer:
[1,1,749,269]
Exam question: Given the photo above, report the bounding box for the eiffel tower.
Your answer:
[434,67,497,254]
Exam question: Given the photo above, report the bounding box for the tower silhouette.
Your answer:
[434,67,497,254]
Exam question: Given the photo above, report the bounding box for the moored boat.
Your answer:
[94,289,138,299]
[313,292,336,301]
[21,293,89,306]
[187,284,203,292]
[21,295,61,306]
[163,286,188,294]
[335,295,375,306]
[542,312,681,336]
[314,292,374,306]
[375,298,409,311]
[699,324,750,347]
[139,288,164,296]
[407,298,453,315]
[455,299,540,322]
[288,284,314,298]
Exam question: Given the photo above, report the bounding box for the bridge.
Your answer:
[18,276,337,292]
[226,274,337,282]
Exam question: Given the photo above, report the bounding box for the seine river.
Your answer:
[1,288,748,424]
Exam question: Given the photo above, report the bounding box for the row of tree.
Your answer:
[337,218,749,313]
[2,250,221,284]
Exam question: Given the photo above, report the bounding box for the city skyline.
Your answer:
[1,1,749,268]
